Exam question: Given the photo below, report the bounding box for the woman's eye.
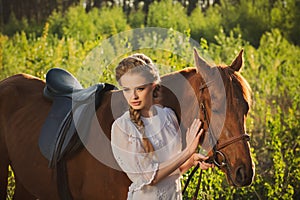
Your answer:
[123,88,130,92]
[137,87,144,91]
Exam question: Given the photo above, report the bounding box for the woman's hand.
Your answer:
[185,119,203,155]
[184,119,214,171]
[191,153,215,170]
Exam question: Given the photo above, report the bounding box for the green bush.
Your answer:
[128,7,146,28]
[189,6,222,44]
[95,7,128,36]
[218,0,270,47]
[47,6,128,42]
[147,0,189,33]
[1,12,43,37]
[270,0,299,45]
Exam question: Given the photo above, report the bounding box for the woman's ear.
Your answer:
[151,83,155,89]
[153,84,160,98]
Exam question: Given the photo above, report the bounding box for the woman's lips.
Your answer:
[130,101,141,106]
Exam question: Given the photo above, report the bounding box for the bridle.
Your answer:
[200,102,250,168]
[182,82,250,199]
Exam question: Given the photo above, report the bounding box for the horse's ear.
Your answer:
[230,49,244,72]
[193,48,212,80]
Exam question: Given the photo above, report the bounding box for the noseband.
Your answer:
[182,83,250,199]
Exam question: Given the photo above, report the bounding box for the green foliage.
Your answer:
[1,12,43,37]
[189,5,222,43]
[128,7,146,28]
[95,7,128,36]
[47,6,128,42]
[147,0,189,32]
[219,0,271,47]
[47,10,65,38]
[263,106,294,199]
[7,166,15,200]
[0,23,95,80]
[209,27,249,65]
[60,6,95,42]
[240,28,300,199]
[270,0,299,44]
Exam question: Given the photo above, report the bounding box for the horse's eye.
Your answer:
[235,97,249,116]
[211,94,217,100]
[212,109,219,114]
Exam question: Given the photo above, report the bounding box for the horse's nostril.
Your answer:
[235,166,246,185]
[235,165,254,186]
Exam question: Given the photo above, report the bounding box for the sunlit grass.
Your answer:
[7,165,15,200]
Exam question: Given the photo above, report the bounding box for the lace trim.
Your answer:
[127,162,159,199]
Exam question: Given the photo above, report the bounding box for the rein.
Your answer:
[182,83,250,199]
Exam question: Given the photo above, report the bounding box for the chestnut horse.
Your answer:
[0,49,254,199]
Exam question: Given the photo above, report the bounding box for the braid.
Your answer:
[129,107,155,153]
[129,106,143,127]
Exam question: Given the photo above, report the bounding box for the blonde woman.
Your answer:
[111,54,213,200]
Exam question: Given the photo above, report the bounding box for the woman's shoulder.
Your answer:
[155,105,176,117]
[112,111,134,129]
[113,111,130,124]
[155,105,178,126]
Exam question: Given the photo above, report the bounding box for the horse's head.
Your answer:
[193,49,254,186]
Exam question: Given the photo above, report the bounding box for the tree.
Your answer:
[0,0,80,26]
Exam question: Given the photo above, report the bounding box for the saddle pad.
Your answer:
[39,97,74,164]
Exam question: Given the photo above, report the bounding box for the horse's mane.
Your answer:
[161,66,251,107]
[161,67,197,81]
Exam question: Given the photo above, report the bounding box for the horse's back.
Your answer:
[0,73,49,138]
[0,73,46,113]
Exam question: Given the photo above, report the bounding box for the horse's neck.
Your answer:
[159,69,200,128]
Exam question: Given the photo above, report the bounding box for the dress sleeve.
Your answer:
[111,119,159,190]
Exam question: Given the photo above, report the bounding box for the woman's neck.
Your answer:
[140,105,157,118]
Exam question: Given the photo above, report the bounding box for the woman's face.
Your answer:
[120,72,155,115]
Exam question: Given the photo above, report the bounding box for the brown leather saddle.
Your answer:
[39,68,116,168]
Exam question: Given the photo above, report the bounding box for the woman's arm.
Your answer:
[150,119,203,185]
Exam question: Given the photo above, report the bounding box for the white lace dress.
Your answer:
[111,105,183,200]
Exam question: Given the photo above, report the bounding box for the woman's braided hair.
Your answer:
[115,53,160,153]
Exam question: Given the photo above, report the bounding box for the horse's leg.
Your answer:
[0,148,9,199]
[13,177,37,200]
[0,133,31,200]
[0,97,9,199]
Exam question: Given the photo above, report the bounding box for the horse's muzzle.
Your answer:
[234,164,254,186]
[225,161,255,187]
